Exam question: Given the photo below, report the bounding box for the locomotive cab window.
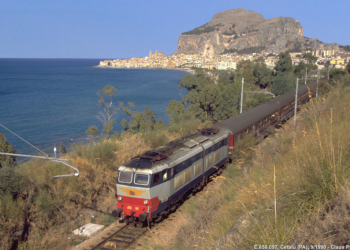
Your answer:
[134,174,149,185]
[118,171,133,184]
[152,173,160,185]
[162,170,167,181]
[174,165,180,175]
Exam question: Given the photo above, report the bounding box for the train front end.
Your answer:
[113,166,159,225]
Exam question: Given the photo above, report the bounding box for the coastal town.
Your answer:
[98,49,350,71]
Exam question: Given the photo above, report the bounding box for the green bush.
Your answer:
[222,30,237,36]
[0,169,30,199]
[329,68,347,86]
[182,24,217,35]
[142,131,168,149]
[70,141,120,170]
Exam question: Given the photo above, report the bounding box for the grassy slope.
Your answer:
[0,122,197,249]
[143,76,350,249]
[1,75,349,249]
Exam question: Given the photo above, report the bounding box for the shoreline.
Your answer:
[93,65,195,74]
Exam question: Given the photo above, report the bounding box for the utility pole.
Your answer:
[305,67,307,85]
[316,71,320,98]
[240,78,244,114]
[328,65,330,81]
[294,78,299,127]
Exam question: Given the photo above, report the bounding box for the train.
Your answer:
[112,78,318,226]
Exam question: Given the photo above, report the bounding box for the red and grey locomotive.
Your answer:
[112,79,317,226]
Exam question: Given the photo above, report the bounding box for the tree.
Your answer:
[59,144,67,154]
[275,51,293,74]
[303,53,318,64]
[178,68,212,92]
[153,119,166,130]
[271,73,296,96]
[329,68,346,86]
[139,106,156,132]
[121,105,156,133]
[166,99,185,123]
[0,133,16,169]
[294,60,306,78]
[237,59,253,70]
[253,62,273,89]
[217,71,235,86]
[97,85,121,139]
[346,62,350,74]
[254,56,265,63]
[198,84,221,120]
[85,126,99,142]
[213,84,239,121]
[0,134,30,199]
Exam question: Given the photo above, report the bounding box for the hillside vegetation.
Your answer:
[0,54,349,249]
[142,71,350,249]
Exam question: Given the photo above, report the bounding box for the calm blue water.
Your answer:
[0,59,189,156]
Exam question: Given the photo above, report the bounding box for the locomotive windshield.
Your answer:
[134,174,149,185]
[118,171,133,183]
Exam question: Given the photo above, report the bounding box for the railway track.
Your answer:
[87,224,147,250]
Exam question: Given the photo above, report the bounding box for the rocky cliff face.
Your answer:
[174,8,338,55]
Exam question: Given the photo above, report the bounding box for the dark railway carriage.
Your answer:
[113,78,319,225]
[217,80,316,154]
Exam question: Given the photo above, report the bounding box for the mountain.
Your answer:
[174,8,339,55]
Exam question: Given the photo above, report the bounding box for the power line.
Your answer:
[0,123,48,156]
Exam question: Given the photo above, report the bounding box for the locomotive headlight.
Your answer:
[144,200,148,205]
[118,196,122,202]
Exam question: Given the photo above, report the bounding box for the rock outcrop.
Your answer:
[174,8,338,55]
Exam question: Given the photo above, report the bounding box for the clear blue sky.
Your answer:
[1,0,349,59]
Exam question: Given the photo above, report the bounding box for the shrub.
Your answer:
[182,23,218,35]
[142,131,169,149]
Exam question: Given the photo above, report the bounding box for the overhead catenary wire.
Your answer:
[0,123,48,156]
[0,103,184,175]
[0,124,83,232]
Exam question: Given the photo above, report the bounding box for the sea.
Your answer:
[0,58,190,156]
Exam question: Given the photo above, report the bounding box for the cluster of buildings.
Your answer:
[97,49,350,71]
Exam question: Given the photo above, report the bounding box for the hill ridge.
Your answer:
[174,8,339,55]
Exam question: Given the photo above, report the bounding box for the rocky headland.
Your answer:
[174,8,339,55]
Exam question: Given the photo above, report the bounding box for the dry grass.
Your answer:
[0,119,200,249]
[143,77,350,249]
[2,78,349,249]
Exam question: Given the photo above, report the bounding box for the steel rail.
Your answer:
[88,224,147,250]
